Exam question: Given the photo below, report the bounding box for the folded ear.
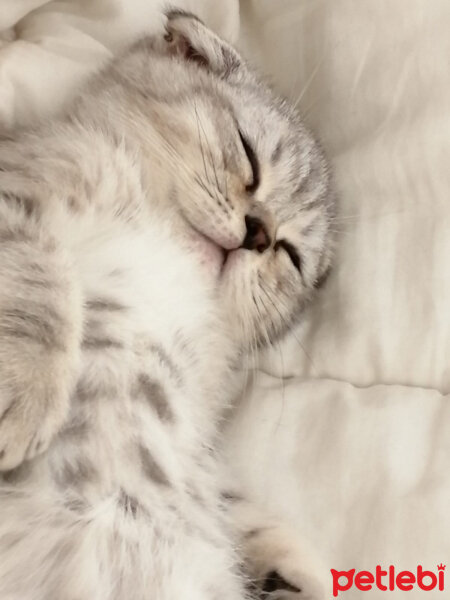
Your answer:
[164,10,243,78]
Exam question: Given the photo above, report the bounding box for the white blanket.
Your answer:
[0,0,239,129]
[1,1,449,597]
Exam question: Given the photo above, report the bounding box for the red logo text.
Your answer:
[330,564,445,597]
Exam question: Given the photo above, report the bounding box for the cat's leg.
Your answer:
[225,493,327,600]
[0,199,81,471]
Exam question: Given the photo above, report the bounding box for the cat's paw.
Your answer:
[0,392,64,471]
[244,524,327,600]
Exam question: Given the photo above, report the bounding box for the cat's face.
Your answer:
[138,12,335,350]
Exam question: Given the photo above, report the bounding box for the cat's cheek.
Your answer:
[200,245,225,273]
[183,230,225,276]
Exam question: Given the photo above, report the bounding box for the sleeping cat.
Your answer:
[0,11,334,600]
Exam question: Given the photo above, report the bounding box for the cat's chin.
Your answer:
[220,248,245,276]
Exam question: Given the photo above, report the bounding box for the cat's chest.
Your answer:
[45,212,230,501]
[73,215,228,411]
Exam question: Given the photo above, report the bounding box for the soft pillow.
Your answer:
[0,0,239,130]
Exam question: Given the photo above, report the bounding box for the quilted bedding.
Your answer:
[1,1,449,597]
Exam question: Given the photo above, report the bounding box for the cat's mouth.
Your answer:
[181,211,257,279]
[184,217,266,279]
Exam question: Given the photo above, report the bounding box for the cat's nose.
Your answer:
[242,215,271,253]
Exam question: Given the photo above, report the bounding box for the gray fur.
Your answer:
[55,458,98,488]
[133,374,175,422]
[118,489,141,518]
[86,299,128,312]
[138,444,171,487]
[148,343,183,385]
[82,337,124,350]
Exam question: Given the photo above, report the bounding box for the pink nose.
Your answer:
[242,215,271,253]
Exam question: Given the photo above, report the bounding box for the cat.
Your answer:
[0,10,335,600]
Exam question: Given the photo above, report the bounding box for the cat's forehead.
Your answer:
[227,86,292,142]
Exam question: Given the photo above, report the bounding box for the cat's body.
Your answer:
[0,12,334,600]
[0,125,240,600]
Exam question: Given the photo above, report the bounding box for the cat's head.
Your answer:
[129,11,335,350]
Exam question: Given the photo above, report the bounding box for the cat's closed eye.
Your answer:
[238,130,259,193]
[274,240,302,273]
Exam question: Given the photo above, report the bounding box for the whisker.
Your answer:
[259,282,318,375]
[254,290,290,434]
[193,99,212,187]
[191,101,224,199]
